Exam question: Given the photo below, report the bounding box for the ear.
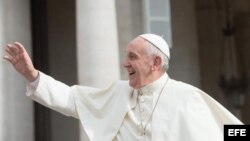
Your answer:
[152,56,162,70]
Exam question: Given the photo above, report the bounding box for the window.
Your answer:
[143,0,173,48]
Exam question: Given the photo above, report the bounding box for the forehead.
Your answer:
[126,37,147,54]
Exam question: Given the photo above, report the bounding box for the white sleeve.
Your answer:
[26,71,79,118]
[26,72,40,93]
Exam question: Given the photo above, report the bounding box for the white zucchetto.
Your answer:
[139,34,170,60]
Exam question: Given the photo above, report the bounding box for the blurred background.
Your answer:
[0,0,249,141]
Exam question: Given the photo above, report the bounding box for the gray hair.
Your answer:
[145,41,169,71]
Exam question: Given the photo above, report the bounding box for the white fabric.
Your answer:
[114,73,168,141]
[29,72,40,88]
[26,72,78,118]
[114,93,152,141]
[139,34,170,59]
[26,72,243,141]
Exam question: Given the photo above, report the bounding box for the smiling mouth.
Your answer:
[129,72,136,76]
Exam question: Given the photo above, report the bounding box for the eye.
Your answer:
[128,53,137,60]
[129,54,135,58]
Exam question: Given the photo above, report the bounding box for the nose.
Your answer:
[123,58,130,68]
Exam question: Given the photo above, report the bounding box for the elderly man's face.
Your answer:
[123,37,154,89]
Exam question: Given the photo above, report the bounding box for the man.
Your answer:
[4,34,242,141]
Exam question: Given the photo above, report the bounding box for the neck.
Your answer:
[152,71,165,81]
[147,71,165,84]
[135,72,168,95]
[135,71,166,89]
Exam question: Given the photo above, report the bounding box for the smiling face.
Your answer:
[123,37,162,89]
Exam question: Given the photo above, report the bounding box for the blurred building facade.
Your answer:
[0,0,250,141]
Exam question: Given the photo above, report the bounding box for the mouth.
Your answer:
[129,71,136,76]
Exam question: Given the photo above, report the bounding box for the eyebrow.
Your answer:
[127,52,138,56]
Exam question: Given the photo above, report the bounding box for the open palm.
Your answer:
[4,42,38,81]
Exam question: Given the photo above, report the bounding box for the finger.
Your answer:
[5,45,16,57]
[8,45,20,56]
[3,55,14,64]
[8,54,20,65]
[14,42,26,53]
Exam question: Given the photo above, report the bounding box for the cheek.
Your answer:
[130,62,138,70]
[141,62,152,72]
[131,60,151,73]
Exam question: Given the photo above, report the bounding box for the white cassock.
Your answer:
[26,72,242,141]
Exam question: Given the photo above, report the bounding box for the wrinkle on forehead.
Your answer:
[126,37,148,54]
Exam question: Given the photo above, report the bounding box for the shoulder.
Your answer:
[165,78,209,107]
[167,78,223,113]
[168,79,216,103]
[168,78,201,94]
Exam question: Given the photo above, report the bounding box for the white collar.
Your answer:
[136,73,169,95]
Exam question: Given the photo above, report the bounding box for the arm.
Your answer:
[27,71,79,118]
[4,42,78,118]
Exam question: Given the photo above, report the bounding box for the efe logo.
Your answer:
[224,125,249,141]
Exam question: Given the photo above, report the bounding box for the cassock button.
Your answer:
[140,99,145,103]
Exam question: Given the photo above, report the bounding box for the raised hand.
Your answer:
[3,42,38,82]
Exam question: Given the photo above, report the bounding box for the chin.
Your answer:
[128,80,136,88]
